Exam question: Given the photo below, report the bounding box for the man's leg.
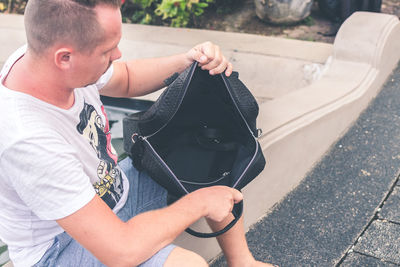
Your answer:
[207,215,276,267]
[164,247,208,267]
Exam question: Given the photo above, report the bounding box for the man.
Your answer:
[0,0,275,266]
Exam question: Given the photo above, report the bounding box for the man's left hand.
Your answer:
[185,41,233,77]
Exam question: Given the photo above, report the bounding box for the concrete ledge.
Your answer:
[1,11,399,263]
[253,11,400,233]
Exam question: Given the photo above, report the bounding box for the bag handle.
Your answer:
[185,200,243,238]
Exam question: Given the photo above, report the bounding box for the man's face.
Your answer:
[73,5,122,87]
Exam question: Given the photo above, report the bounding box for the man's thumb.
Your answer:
[192,50,207,64]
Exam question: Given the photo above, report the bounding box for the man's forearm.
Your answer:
[117,191,208,266]
[125,53,193,97]
[119,185,242,266]
[100,42,232,98]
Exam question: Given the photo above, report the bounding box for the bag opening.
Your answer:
[147,69,256,192]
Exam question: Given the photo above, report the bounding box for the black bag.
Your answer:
[123,62,266,238]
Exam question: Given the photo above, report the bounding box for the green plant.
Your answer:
[126,0,214,27]
[1,0,218,28]
[155,0,213,27]
[0,0,27,14]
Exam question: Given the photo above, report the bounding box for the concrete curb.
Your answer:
[250,10,400,237]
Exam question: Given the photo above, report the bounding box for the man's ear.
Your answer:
[54,48,73,70]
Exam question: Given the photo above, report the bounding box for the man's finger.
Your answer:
[224,62,233,77]
[208,56,228,75]
[201,49,223,72]
[190,49,208,65]
[200,42,216,63]
[232,188,243,203]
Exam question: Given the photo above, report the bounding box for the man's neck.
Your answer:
[3,53,76,110]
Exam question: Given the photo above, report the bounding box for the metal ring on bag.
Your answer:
[256,128,263,138]
[131,133,139,144]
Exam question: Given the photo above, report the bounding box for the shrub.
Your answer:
[0,0,225,28]
[124,0,214,27]
[0,0,27,14]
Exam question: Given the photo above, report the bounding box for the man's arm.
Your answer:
[57,186,242,267]
[99,42,233,98]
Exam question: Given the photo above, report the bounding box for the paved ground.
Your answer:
[212,62,400,266]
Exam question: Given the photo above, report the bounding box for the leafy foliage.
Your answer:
[0,0,236,28]
[124,0,214,27]
[156,0,213,27]
[0,0,27,14]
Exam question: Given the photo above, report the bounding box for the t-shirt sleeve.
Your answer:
[1,132,96,220]
[95,64,114,91]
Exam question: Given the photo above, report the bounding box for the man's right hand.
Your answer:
[56,185,243,267]
[192,186,243,222]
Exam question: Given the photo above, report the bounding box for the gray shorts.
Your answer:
[34,158,176,267]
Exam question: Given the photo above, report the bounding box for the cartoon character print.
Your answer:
[76,102,123,209]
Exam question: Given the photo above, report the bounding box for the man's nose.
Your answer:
[111,47,122,61]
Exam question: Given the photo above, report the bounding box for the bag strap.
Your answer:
[185,200,243,238]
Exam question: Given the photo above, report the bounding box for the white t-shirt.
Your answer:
[0,46,129,266]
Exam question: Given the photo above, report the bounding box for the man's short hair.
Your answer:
[24,0,121,55]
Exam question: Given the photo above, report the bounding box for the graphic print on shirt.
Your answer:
[76,102,124,209]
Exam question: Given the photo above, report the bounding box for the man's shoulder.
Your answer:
[0,45,26,78]
[0,96,65,150]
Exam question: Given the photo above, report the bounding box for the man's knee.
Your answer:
[164,246,208,267]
